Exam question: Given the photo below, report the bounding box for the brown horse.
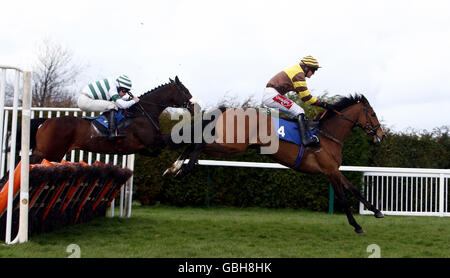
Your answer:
[31,76,194,163]
[164,94,386,233]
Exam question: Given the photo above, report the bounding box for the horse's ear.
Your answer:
[361,95,369,104]
[175,76,180,83]
[169,78,174,83]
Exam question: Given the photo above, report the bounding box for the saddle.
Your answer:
[83,110,133,137]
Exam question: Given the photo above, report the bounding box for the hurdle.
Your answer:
[0,66,136,243]
[0,159,133,240]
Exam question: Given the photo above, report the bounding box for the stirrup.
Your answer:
[306,135,320,146]
[301,135,319,147]
[297,114,319,147]
[107,131,126,141]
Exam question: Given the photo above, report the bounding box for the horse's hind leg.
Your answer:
[175,143,204,178]
[30,155,43,164]
[327,172,365,233]
[163,144,195,176]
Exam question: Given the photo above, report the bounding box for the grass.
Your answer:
[0,205,449,258]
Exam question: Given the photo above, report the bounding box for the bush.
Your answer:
[369,127,449,169]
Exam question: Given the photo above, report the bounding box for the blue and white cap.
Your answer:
[116,75,132,90]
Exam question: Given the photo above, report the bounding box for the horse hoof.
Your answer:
[174,170,184,178]
[375,211,384,218]
[355,228,365,234]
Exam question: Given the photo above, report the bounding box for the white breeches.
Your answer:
[77,94,118,112]
[262,87,304,119]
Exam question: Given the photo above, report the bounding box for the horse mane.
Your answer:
[124,81,176,114]
[138,81,174,99]
[318,94,367,122]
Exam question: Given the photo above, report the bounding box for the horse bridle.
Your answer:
[172,80,193,110]
[318,102,382,145]
[333,104,381,136]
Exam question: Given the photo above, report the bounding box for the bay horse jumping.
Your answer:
[30,76,194,164]
[164,94,386,233]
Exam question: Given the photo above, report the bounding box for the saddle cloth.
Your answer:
[271,117,319,169]
[84,110,126,129]
[83,110,133,138]
[272,117,318,146]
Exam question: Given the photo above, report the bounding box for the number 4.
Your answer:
[277,126,286,137]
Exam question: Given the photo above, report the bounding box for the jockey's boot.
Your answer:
[107,109,125,141]
[297,113,319,147]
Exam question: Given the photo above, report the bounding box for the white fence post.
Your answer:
[0,69,5,175]
[125,154,135,218]
[439,173,445,217]
[5,69,21,244]
[18,71,32,243]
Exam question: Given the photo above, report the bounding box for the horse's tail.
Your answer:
[6,117,47,153]
[163,106,227,150]
[29,118,47,150]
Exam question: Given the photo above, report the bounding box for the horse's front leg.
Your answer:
[339,172,384,218]
[327,171,365,233]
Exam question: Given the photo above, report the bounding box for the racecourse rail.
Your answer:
[184,160,450,217]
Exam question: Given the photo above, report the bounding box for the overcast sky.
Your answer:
[1,0,449,133]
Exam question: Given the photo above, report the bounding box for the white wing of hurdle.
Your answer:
[0,65,31,244]
[0,66,135,244]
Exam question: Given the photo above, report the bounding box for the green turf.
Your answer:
[0,205,449,258]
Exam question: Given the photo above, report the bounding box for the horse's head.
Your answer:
[168,76,196,114]
[319,94,385,143]
[355,96,386,143]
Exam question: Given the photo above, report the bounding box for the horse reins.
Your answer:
[127,91,160,132]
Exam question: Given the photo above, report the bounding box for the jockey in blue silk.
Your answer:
[77,74,140,141]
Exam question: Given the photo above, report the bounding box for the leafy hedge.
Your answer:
[369,127,449,169]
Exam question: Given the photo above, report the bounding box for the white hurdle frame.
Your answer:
[0,103,135,244]
[185,160,450,217]
[0,65,31,244]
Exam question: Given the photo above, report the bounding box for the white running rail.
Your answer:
[187,160,450,217]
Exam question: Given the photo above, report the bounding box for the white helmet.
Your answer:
[116,74,132,90]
